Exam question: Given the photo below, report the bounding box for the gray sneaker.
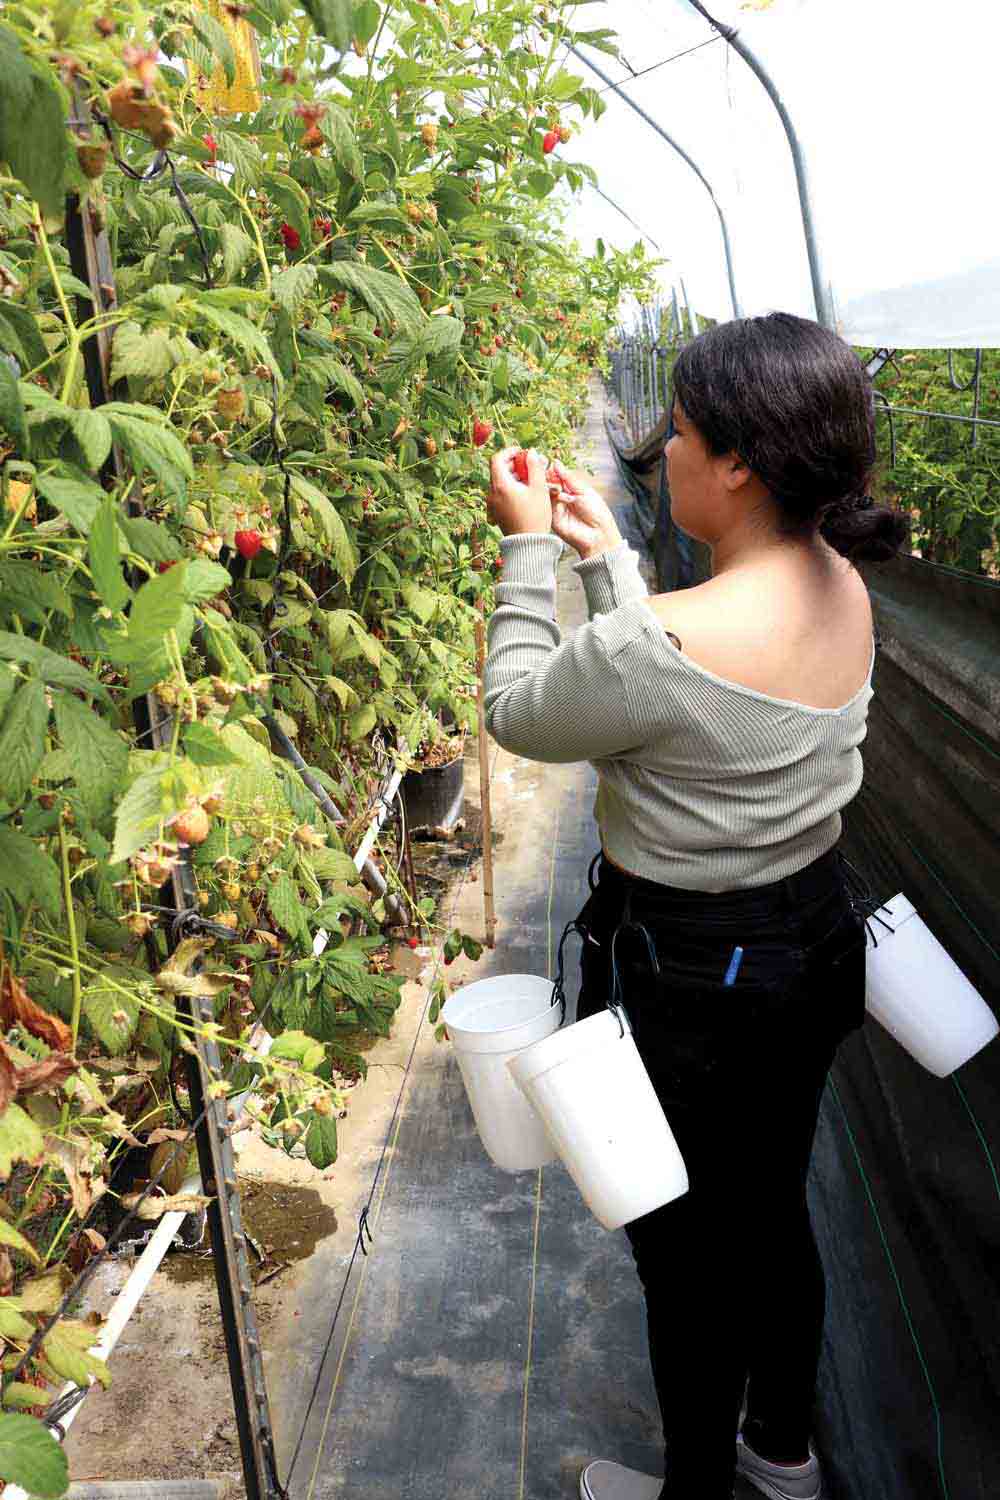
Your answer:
[579,1460,663,1500]
[735,1431,822,1500]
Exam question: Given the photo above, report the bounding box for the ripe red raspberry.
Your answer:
[202,133,218,163]
[542,129,559,154]
[407,936,419,949]
[512,449,529,484]
[472,418,493,447]
[234,529,263,559]
[280,222,301,251]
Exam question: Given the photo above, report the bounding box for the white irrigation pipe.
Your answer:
[11,753,413,1485]
[5,1175,202,1500]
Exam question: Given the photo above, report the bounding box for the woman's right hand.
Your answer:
[548,460,624,561]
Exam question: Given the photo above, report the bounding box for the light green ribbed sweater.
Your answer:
[483,532,875,893]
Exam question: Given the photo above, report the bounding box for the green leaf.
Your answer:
[267,872,307,941]
[191,9,236,84]
[89,495,131,613]
[0,361,26,454]
[0,25,70,217]
[306,847,360,884]
[53,693,128,821]
[302,0,354,49]
[198,301,277,373]
[261,171,311,241]
[42,1319,111,1389]
[110,768,166,864]
[290,475,357,584]
[0,825,61,919]
[0,1216,40,1265]
[34,473,103,531]
[70,408,113,471]
[118,515,183,564]
[0,1382,51,1411]
[305,1110,338,1168]
[218,221,255,280]
[182,721,243,767]
[0,1102,45,1177]
[347,703,377,741]
[0,300,47,373]
[353,0,381,46]
[128,562,188,644]
[273,263,318,317]
[103,407,193,497]
[0,632,109,702]
[109,322,177,384]
[0,562,72,626]
[322,102,363,179]
[0,1412,68,1498]
[82,972,140,1052]
[549,68,584,100]
[319,262,426,336]
[0,678,48,807]
[313,355,364,409]
[214,132,262,189]
[182,558,230,604]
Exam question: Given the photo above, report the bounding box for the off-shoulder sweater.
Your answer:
[483,533,874,893]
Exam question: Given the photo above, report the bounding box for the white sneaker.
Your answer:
[579,1459,664,1500]
[735,1431,822,1500]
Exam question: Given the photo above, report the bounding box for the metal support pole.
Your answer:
[569,43,742,320]
[685,0,836,330]
[680,276,699,337]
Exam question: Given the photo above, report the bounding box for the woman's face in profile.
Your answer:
[665,400,715,542]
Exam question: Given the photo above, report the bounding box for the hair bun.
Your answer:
[819,494,910,563]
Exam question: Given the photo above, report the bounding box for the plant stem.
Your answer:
[59,819,83,1052]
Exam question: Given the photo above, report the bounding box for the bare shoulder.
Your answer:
[645,555,875,709]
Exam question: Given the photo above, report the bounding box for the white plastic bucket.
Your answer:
[866,894,998,1076]
[507,1008,688,1230]
[441,974,561,1172]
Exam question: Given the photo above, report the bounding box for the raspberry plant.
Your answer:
[0,0,655,1471]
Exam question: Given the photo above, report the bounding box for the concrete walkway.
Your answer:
[274,383,753,1500]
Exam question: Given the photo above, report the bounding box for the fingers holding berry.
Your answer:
[486,447,552,536]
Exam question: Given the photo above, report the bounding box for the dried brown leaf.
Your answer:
[0,970,73,1052]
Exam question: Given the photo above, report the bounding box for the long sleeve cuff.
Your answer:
[496,533,565,619]
[572,541,649,616]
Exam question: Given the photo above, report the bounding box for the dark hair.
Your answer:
[671,311,910,563]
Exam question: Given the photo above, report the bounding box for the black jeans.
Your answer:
[567,845,867,1500]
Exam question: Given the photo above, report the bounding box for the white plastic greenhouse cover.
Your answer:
[564,0,1000,347]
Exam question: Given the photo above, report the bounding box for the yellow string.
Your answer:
[517,796,562,1498]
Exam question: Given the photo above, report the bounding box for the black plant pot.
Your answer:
[402,750,465,833]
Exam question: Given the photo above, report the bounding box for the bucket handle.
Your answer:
[836,851,898,947]
[607,892,660,1040]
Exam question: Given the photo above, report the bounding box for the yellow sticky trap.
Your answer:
[190,0,262,115]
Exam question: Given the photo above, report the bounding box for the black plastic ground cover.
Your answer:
[295,768,667,1500]
[648,489,1000,1500]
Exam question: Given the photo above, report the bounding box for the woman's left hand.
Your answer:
[487,447,552,536]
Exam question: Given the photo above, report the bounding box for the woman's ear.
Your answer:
[722,452,754,493]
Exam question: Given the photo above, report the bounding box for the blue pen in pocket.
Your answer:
[723,945,744,987]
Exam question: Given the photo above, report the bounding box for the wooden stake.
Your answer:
[474,529,497,947]
[475,613,497,947]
